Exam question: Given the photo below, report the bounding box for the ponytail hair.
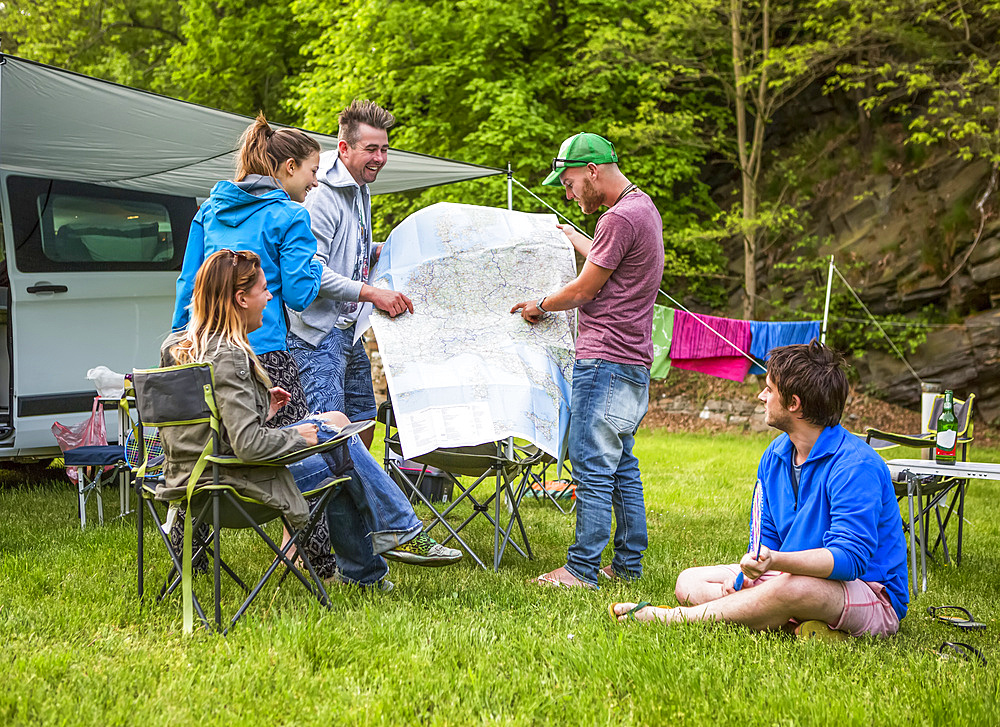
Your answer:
[235,112,321,181]
[170,249,271,385]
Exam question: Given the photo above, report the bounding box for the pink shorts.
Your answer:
[721,565,900,637]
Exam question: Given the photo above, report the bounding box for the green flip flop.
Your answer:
[608,601,670,623]
[927,605,987,630]
[934,641,987,666]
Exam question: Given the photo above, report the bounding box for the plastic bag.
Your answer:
[51,397,108,484]
[86,365,127,398]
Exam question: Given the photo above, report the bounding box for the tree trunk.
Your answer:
[731,0,757,320]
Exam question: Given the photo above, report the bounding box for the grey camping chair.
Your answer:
[132,362,369,634]
[378,400,545,571]
[524,455,576,515]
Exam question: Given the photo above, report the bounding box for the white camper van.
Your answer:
[0,54,501,463]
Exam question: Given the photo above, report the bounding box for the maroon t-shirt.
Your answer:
[576,190,664,367]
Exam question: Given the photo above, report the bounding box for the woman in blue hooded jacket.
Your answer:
[172,113,323,427]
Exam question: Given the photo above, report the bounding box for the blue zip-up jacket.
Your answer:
[758,424,909,621]
[172,178,323,354]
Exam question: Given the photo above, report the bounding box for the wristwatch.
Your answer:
[537,297,549,313]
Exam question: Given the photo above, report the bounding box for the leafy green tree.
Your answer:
[0,0,183,88]
[821,0,1000,163]
[289,0,727,303]
[160,0,312,120]
[616,0,869,319]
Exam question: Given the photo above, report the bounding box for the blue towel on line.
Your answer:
[749,320,822,375]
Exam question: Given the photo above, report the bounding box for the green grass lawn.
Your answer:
[2,428,998,726]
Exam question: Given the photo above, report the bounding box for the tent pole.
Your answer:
[507,162,513,211]
[821,255,834,345]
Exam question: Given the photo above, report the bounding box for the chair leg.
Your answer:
[957,479,966,566]
[495,469,534,567]
[137,488,144,600]
[213,493,222,631]
[77,467,87,529]
[918,491,928,592]
[95,472,105,526]
[149,500,211,628]
[494,469,502,571]
[905,476,919,594]
[931,494,952,565]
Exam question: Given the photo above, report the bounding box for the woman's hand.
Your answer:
[266,387,291,421]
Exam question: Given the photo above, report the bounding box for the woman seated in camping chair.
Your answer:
[161,249,460,589]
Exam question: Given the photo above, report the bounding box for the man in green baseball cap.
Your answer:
[542,132,620,186]
[511,132,664,589]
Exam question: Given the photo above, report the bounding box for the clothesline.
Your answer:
[508,174,916,382]
[512,178,762,370]
[650,306,821,381]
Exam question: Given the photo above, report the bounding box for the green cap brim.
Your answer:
[542,167,566,186]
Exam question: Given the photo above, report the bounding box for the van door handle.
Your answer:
[27,284,68,294]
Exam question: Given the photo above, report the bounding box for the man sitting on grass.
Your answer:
[611,342,909,638]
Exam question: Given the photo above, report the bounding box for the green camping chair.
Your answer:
[132,362,369,634]
[378,401,544,571]
[866,392,975,590]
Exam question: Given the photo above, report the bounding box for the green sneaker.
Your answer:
[384,533,463,567]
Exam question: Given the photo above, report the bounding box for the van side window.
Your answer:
[45,196,173,264]
[6,176,196,273]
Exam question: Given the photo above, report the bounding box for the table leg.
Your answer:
[906,473,919,594]
[919,489,927,592]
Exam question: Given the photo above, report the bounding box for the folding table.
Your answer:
[887,458,1000,593]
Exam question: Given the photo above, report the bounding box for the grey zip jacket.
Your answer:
[288,150,377,346]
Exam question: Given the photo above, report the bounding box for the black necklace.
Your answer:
[612,182,637,207]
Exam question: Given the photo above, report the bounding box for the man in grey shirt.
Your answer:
[288,101,459,567]
[287,100,412,449]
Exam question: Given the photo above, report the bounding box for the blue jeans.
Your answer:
[564,359,650,586]
[287,327,378,421]
[287,421,421,585]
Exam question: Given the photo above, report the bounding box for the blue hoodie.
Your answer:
[758,424,909,621]
[172,178,323,354]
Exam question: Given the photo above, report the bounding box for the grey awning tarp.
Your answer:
[0,55,502,198]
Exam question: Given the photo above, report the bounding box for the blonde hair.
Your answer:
[170,249,271,385]
[235,112,321,182]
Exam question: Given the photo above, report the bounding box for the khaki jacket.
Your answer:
[156,333,309,528]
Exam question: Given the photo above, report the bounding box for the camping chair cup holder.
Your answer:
[378,401,545,571]
[865,393,975,593]
[131,363,370,634]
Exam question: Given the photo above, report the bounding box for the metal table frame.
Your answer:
[887,458,1000,593]
[98,395,136,518]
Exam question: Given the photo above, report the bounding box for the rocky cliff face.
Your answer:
[855,309,1000,423]
[758,145,1000,424]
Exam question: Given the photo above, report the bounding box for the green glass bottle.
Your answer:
[935,390,958,465]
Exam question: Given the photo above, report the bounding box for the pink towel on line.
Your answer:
[669,310,752,382]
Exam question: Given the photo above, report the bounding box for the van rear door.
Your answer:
[2,175,195,457]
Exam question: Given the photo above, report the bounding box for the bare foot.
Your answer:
[611,602,677,623]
